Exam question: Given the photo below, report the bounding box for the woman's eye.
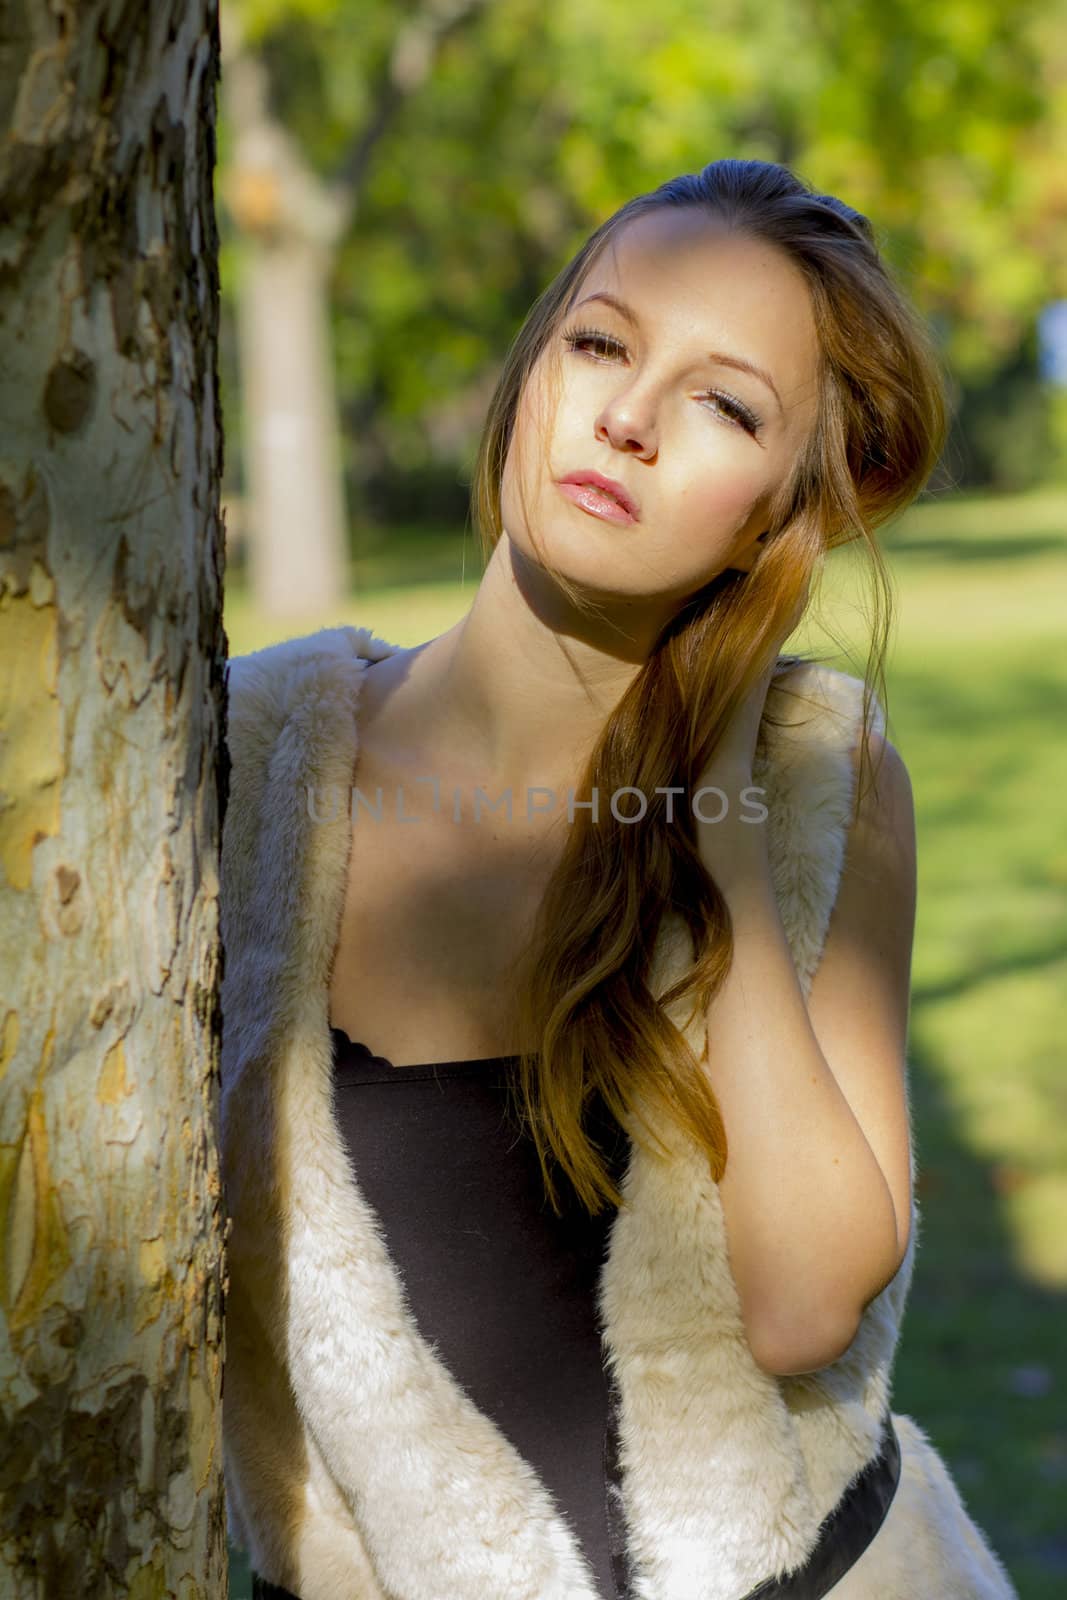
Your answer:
[561,326,761,436]
[563,328,624,359]
[698,389,761,435]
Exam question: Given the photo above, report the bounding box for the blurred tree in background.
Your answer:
[218,0,1066,601]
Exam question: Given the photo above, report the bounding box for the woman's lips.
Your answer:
[556,480,637,525]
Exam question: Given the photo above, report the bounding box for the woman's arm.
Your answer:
[696,721,916,1379]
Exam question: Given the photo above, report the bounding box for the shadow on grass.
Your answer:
[882,665,1066,836]
[897,1032,1067,1599]
[913,938,1067,1009]
[886,532,1066,564]
[886,662,1065,735]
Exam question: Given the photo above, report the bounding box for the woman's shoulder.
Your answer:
[218,625,394,947]
[224,622,401,747]
[760,659,909,877]
[227,623,364,718]
[763,656,887,762]
[220,624,379,866]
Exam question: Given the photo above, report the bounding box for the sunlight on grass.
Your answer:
[916,964,1067,1289]
[224,578,472,656]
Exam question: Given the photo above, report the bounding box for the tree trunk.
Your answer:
[219,0,489,620]
[236,228,350,618]
[221,32,349,620]
[0,5,229,1596]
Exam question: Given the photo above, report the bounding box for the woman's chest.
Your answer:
[326,792,566,1066]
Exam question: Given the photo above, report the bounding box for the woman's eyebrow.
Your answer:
[572,290,784,416]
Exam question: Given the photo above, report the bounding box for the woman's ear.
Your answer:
[727,529,770,575]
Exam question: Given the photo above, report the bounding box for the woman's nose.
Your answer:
[594,395,657,458]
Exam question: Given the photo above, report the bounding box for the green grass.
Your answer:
[225,487,1067,1598]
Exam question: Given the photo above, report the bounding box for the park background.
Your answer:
[217,2,1067,1595]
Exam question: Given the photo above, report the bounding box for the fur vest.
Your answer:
[219,623,1018,1600]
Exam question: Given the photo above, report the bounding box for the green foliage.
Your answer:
[219,0,1067,513]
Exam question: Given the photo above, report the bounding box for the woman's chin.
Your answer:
[506,519,666,598]
[502,535,693,649]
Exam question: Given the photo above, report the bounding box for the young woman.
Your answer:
[222,159,1019,1600]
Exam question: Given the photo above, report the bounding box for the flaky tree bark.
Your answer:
[0,5,229,1596]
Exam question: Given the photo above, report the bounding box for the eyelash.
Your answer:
[560,324,763,436]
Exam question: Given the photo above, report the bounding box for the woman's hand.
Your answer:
[706,652,781,784]
[694,643,799,882]
[700,550,810,783]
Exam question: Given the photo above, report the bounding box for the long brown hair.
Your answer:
[469,158,949,1218]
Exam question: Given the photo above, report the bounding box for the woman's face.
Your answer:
[500,211,821,610]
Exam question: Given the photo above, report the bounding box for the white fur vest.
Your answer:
[219,623,1018,1600]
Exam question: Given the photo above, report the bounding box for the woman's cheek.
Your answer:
[501,395,549,530]
[676,458,767,535]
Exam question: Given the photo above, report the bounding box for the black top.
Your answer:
[329,1026,631,1600]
